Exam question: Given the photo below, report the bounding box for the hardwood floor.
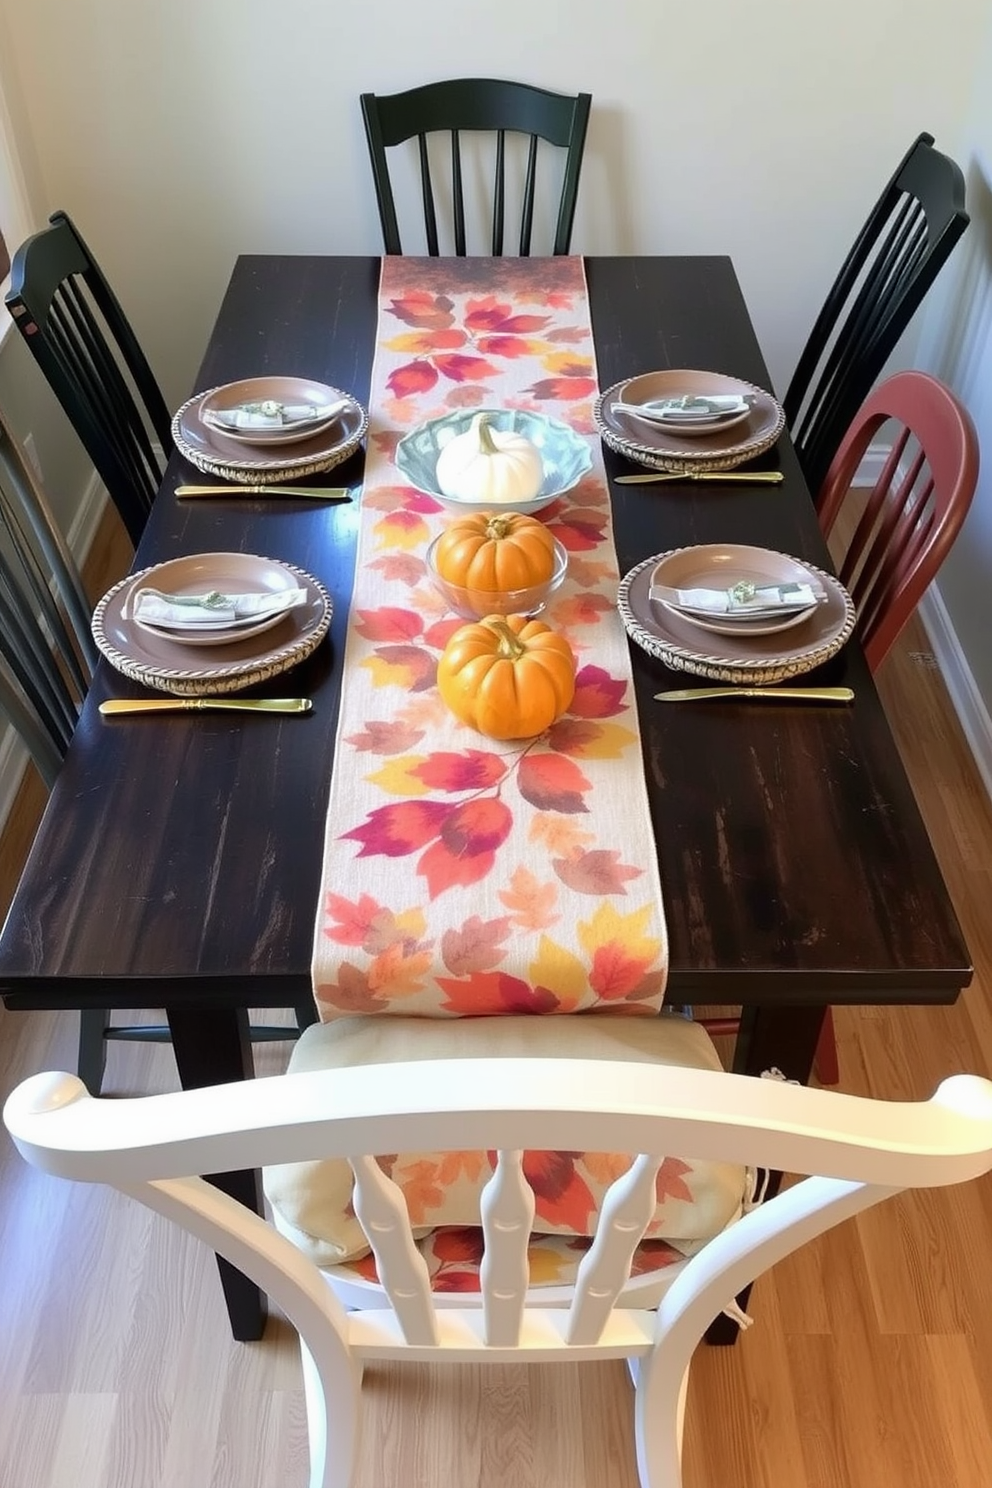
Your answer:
[2,510,992,1487]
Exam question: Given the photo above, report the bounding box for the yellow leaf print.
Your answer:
[527,1243,570,1285]
[360,652,427,690]
[540,349,594,376]
[373,510,430,550]
[398,695,451,728]
[582,1152,629,1186]
[529,813,594,856]
[393,906,428,942]
[568,723,639,760]
[528,935,588,1012]
[366,755,431,797]
[436,1151,488,1186]
[577,902,663,966]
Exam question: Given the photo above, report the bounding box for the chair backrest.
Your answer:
[4,211,172,546]
[0,418,97,788]
[784,132,969,497]
[7,1055,992,1488]
[361,78,591,257]
[815,369,979,673]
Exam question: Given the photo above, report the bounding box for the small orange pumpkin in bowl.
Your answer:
[437,614,576,740]
[433,511,557,591]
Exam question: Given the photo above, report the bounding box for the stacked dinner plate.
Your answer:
[171,376,368,485]
[594,369,786,475]
[92,552,333,696]
[618,544,856,686]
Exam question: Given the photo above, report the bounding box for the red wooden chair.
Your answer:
[706,370,980,1085]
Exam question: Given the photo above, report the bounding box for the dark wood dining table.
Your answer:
[0,255,971,1343]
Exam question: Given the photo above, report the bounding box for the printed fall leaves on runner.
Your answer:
[312,257,668,1021]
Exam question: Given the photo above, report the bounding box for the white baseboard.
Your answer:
[917,584,992,803]
[0,471,109,833]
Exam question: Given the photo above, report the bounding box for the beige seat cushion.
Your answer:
[264,1013,746,1266]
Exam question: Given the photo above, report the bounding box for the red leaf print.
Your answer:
[342,800,453,858]
[423,616,468,650]
[417,797,512,898]
[545,326,587,344]
[387,360,438,398]
[433,1270,482,1293]
[322,892,383,946]
[525,376,599,401]
[411,750,506,793]
[355,607,425,643]
[405,491,446,514]
[656,1158,694,1205]
[553,593,614,626]
[344,719,426,754]
[437,970,559,1015]
[571,665,628,718]
[475,335,537,358]
[589,943,653,1000]
[517,754,591,813]
[371,645,437,691]
[431,1226,487,1264]
[388,292,454,329]
[524,1152,596,1232]
[546,718,604,756]
[368,554,427,584]
[552,849,642,895]
[550,517,606,552]
[434,353,498,383]
[446,383,493,408]
[441,914,511,975]
[463,297,514,332]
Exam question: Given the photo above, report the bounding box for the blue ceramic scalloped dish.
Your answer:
[395,407,593,515]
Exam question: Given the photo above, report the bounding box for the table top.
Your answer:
[0,255,971,1012]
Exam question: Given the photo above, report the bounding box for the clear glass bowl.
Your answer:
[395,407,593,515]
[426,535,569,619]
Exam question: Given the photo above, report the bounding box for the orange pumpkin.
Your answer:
[433,511,556,592]
[437,615,576,740]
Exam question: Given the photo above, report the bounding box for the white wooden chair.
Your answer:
[6,1054,992,1488]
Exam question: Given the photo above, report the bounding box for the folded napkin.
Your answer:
[132,586,307,628]
[618,394,750,424]
[204,398,347,432]
[651,579,824,618]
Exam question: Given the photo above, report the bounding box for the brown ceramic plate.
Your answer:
[92,552,333,695]
[618,544,856,685]
[594,370,785,474]
[172,377,368,482]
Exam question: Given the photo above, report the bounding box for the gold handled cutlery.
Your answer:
[100,697,313,716]
[175,484,352,500]
[654,686,853,703]
[615,471,784,485]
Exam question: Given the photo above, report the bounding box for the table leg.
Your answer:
[166,1005,266,1342]
[704,1003,827,1346]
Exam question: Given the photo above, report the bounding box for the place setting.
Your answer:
[171,374,369,489]
[618,542,857,686]
[91,550,333,697]
[594,367,786,477]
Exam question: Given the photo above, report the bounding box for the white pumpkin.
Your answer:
[435,413,544,504]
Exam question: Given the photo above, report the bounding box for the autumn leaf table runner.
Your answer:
[312,257,668,1019]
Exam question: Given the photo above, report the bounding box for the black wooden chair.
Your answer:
[0,422,312,1094]
[784,132,969,497]
[4,210,173,546]
[361,78,591,256]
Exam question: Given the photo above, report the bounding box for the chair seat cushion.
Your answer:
[341,1224,687,1292]
[263,1013,746,1266]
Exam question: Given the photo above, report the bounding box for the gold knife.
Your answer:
[175,484,351,500]
[615,471,784,485]
[654,686,853,703]
[100,698,313,715]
